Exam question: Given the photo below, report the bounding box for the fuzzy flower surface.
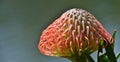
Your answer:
[38,8,113,57]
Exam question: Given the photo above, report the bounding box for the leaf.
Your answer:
[97,39,104,62]
[97,30,117,62]
[98,39,104,52]
[111,29,117,50]
[116,52,120,59]
[99,53,110,62]
[112,29,117,40]
[103,29,117,62]
[105,43,117,62]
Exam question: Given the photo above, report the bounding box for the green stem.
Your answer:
[68,55,87,62]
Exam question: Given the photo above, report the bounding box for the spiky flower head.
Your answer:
[38,8,113,57]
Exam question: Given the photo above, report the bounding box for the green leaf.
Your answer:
[111,29,117,50]
[98,39,104,52]
[97,39,104,62]
[97,30,117,62]
[105,43,117,62]
[99,53,110,62]
[103,30,117,62]
[116,52,120,59]
[112,29,117,40]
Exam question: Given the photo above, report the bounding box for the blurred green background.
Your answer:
[0,0,120,62]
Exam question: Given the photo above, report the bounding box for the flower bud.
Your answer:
[38,8,113,57]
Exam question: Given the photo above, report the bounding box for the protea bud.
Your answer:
[38,8,113,58]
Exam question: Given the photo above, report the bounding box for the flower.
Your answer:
[38,8,113,57]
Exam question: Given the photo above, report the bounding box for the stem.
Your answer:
[68,55,87,62]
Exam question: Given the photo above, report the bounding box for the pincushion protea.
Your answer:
[38,8,113,59]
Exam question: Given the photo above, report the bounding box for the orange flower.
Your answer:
[38,8,113,57]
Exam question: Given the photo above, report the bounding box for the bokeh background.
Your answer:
[0,0,120,62]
